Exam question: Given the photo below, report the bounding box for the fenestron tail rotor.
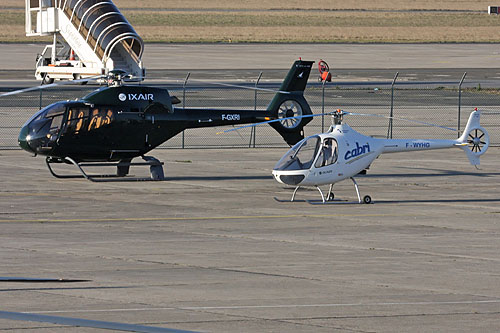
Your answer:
[456,109,489,165]
[278,100,303,129]
[468,128,487,153]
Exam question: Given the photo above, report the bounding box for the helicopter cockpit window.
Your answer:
[314,138,338,168]
[45,104,66,118]
[64,106,90,135]
[64,107,115,135]
[88,108,114,131]
[274,136,321,171]
[44,103,66,139]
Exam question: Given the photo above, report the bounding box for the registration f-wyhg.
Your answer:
[270,109,489,204]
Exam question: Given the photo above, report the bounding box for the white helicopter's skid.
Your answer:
[274,177,372,205]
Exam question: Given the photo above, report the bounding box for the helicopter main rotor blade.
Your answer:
[218,109,461,135]
[217,112,334,134]
[0,75,105,98]
[344,111,458,132]
[186,79,291,94]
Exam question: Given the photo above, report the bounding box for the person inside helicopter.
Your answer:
[315,138,338,168]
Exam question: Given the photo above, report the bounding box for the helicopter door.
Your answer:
[314,138,338,168]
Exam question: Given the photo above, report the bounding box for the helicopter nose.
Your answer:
[18,125,34,153]
[272,170,305,185]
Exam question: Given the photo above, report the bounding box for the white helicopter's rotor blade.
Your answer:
[185,78,291,94]
[345,111,458,132]
[0,75,104,98]
[218,109,460,135]
[217,112,334,134]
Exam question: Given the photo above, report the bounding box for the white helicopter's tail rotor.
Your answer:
[457,109,489,165]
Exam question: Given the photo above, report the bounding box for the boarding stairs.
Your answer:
[25,0,145,83]
[109,48,134,74]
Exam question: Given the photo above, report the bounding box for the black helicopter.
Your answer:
[2,60,314,181]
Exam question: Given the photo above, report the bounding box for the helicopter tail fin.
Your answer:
[266,60,314,145]
[457,110,489,165]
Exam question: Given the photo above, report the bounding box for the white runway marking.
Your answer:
[27,299,500,314]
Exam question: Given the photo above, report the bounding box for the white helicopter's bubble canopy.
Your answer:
[274,135,321,171]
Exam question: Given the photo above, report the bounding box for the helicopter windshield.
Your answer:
[274,135,321,171]
[18,102,67,153]
[28,102,66,137]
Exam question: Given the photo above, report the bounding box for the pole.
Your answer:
[321,79,326,133]
[458,72,467,138]
[51,33,57,65]
[249,72,262,148]
[39,71,45,109]
[387,72,399,139]
[182,72,190,149]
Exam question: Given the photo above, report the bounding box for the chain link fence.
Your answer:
[1,73,500,149]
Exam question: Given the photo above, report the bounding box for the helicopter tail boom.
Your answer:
[380,110,489,166]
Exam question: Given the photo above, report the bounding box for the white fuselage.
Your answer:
[272,120,477,187]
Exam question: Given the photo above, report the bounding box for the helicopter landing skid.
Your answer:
[45,156,165,182]
[275,178,372,204]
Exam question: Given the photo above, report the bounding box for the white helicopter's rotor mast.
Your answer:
[333,109,344,125]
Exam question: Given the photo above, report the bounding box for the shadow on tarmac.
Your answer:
[364,167,500,179]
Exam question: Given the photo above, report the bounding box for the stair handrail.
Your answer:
[93,22,129,53]
[69,0,85,23]
[119,38,142,63]
[103,33,142,65]
[85,11,120,42]
[77,1,113,33]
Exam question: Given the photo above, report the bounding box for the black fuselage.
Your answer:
[18,60,315,163]
[18,98,272,162]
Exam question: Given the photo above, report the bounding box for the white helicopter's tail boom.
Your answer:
[380,110,489,165]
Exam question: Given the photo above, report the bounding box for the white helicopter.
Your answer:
[223,108,489,204]
[272,109,489,204]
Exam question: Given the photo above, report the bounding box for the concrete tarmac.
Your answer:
[2,43,500,89]
[0,147,500,332]
[2,43,500,70]
[1,43,500,332]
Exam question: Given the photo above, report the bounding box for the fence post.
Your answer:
[321,78,326,133]
[182,72,190,149]
[458,72,467,138]
[387,72,399,139]
[249,71,262,148]
[39,77,44,110]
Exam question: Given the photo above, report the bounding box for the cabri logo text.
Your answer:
[344,142,371,160]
